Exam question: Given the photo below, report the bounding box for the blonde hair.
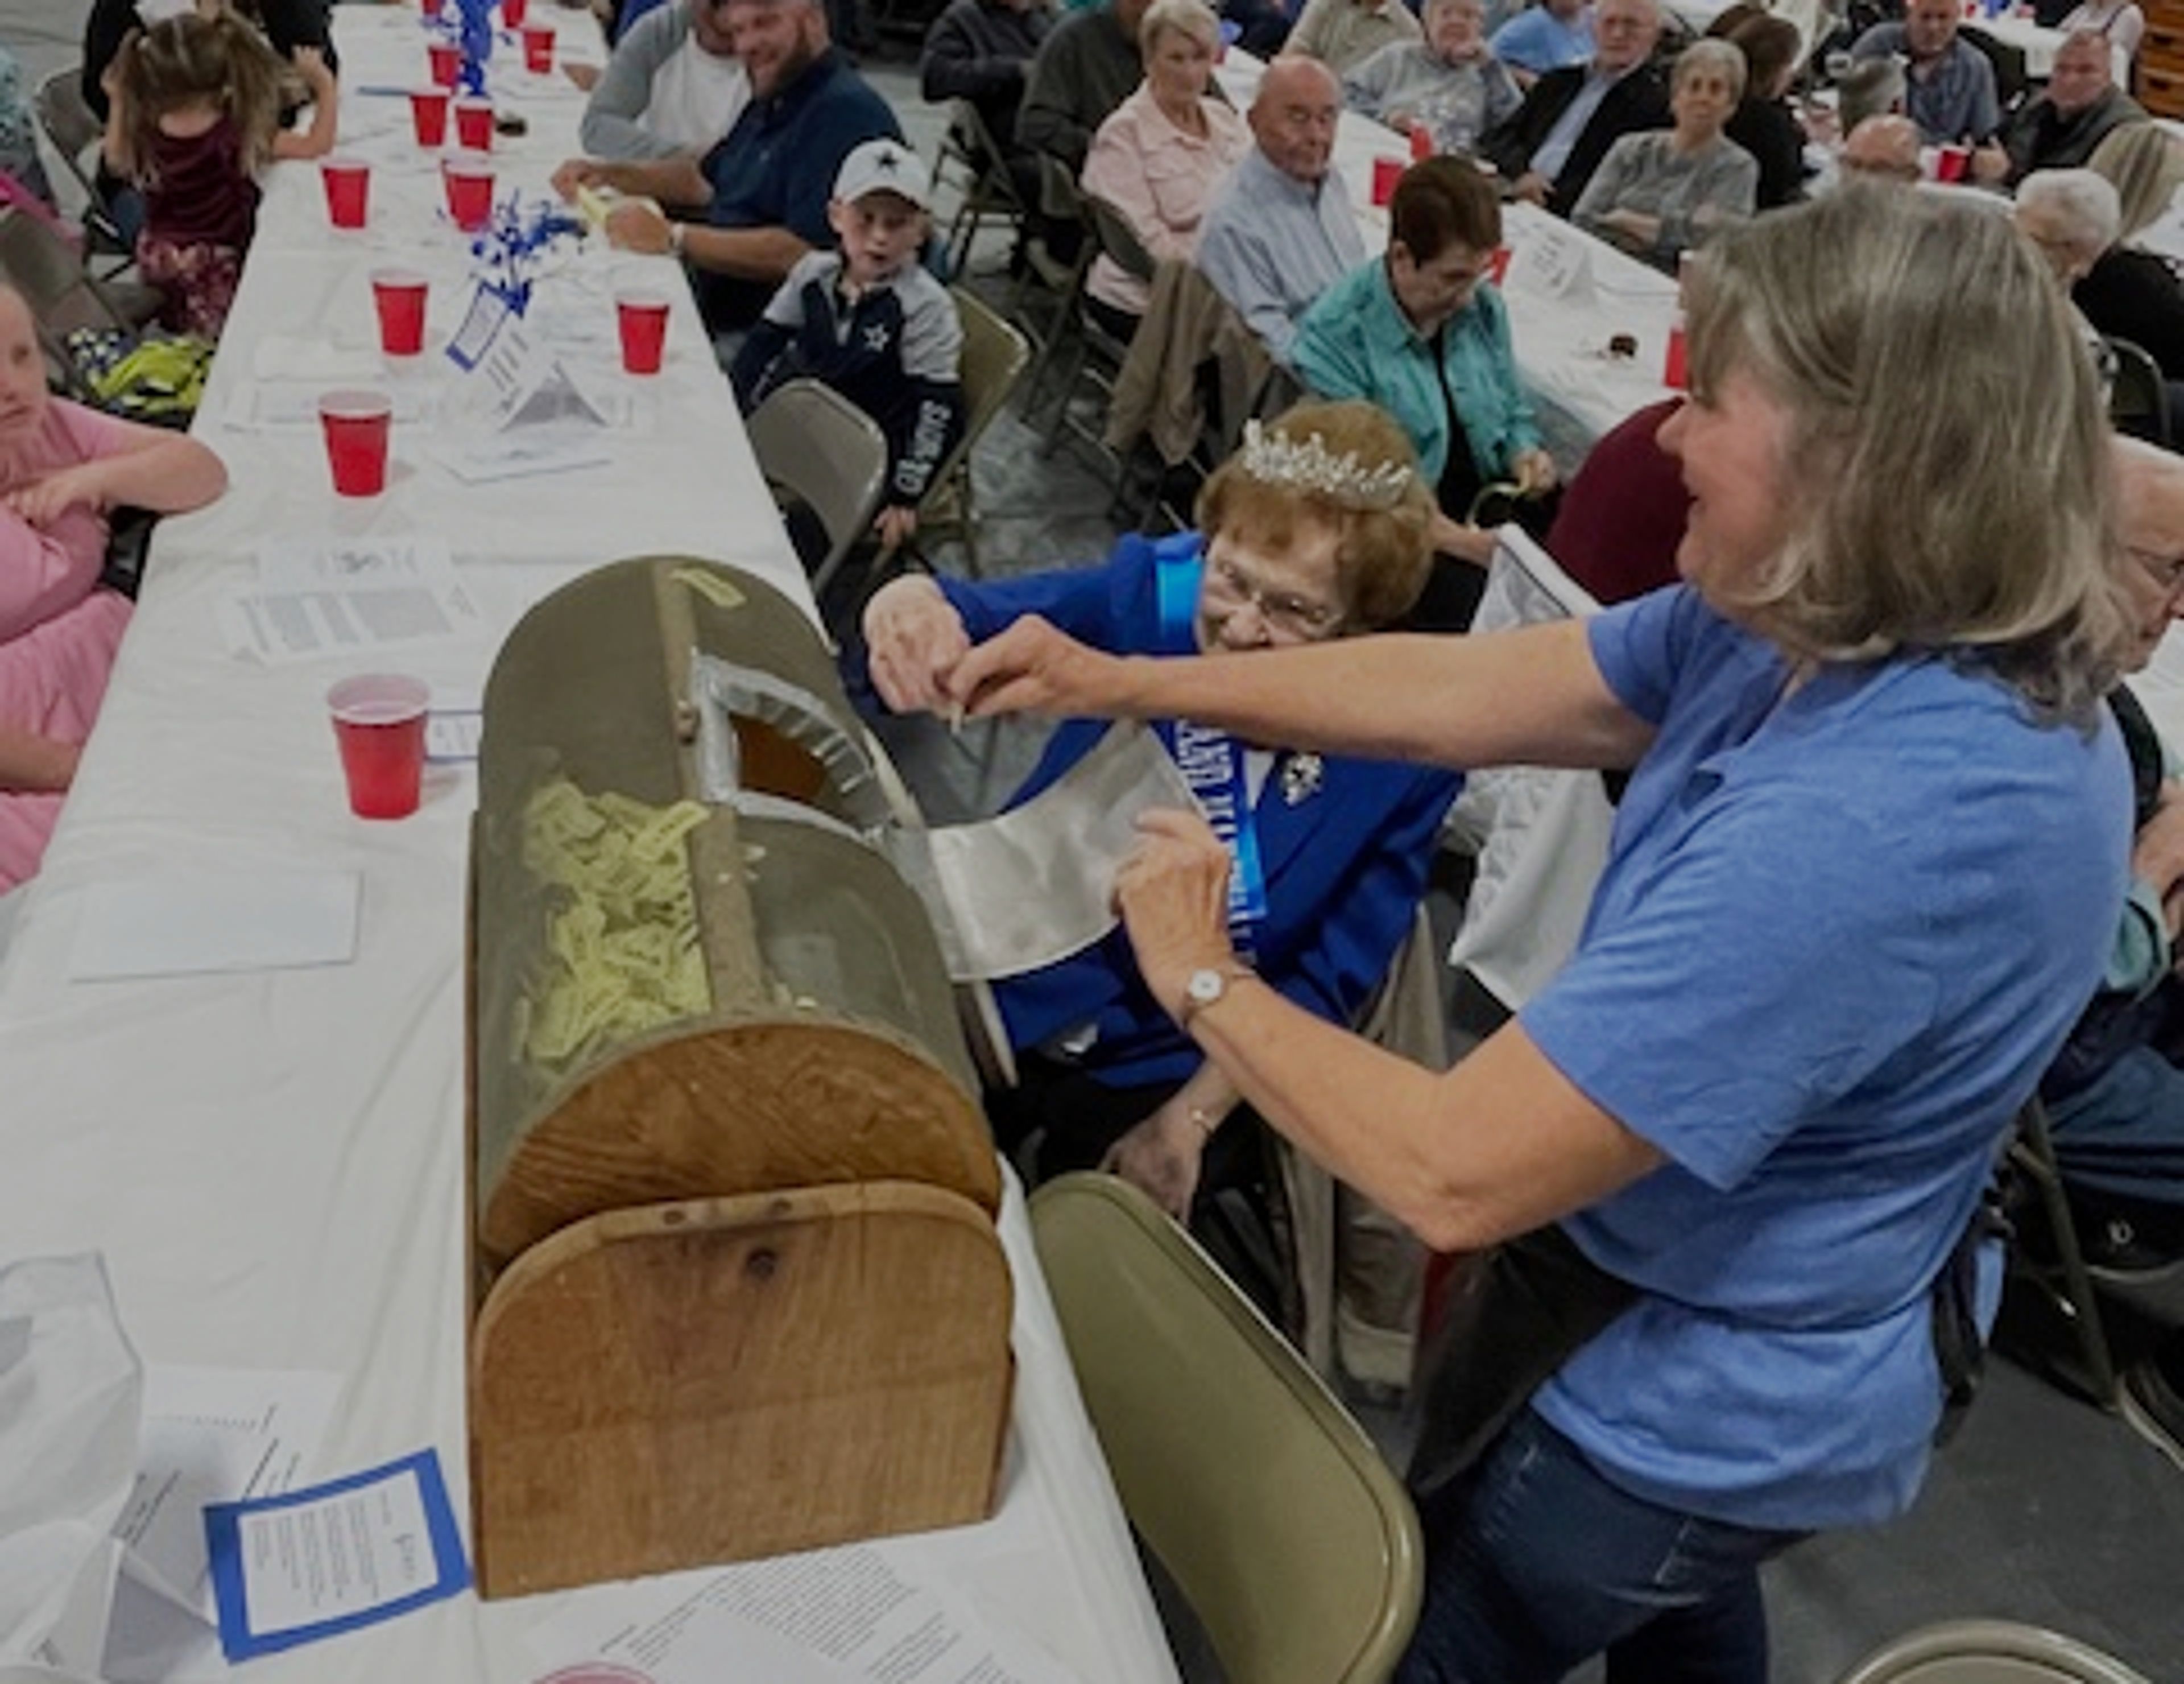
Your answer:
[2088,121,2184,242]
[110,12,289,186]
[1684,184,2132,721]
[1197,399,1434,628]
[1139,0,1221,58]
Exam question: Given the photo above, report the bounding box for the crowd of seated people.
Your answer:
[24,0,2184,1552]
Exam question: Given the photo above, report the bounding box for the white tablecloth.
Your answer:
[0,8,1177,1681]
[1218,52,1681,451]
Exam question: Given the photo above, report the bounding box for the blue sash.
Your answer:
[1152,537,1268,960]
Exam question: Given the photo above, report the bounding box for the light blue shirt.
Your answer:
[1490,3,1594,73]
[1197,147,1368,362]
[1521,587,2131,1532]
[1531,64,1618,183]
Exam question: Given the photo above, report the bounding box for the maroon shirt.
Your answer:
[1544,397,1691,605]
[143,114,260,249]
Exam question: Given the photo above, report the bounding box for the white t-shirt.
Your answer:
[646,37,750,156]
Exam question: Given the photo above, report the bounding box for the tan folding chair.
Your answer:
[1031,1173,1424,1684]
[934,100,1029,278]
[0,206,162,398]
[744,377,890,602]
[898,286,1029,576]
[32,66,133,275]
[2003,1095,2122,1409]
[2106,336,2171,449]
[1836,1618,2153,1683]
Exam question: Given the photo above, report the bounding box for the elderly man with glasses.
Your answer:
[1198,55,1366,362]
[1480,0,1670,217]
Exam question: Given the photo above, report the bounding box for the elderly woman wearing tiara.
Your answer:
[861,399,1459,1321]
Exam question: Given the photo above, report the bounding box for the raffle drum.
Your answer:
[465,555,1010,1598]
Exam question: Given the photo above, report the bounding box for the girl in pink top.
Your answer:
[102,9,337,338]
[0,283,226,889]
[1081,0,1250,323]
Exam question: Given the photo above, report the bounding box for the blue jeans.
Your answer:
[2048,1044,2184,1206]
[1398,1410,1806,1684]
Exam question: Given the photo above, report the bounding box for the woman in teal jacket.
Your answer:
[1294,156,1554,624]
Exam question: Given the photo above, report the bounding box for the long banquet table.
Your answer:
[0,6,1178,1680]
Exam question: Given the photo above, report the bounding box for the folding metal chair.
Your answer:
[1836,1617,2152,1683]
[744,377,890,604]
[934,100,1029,279]
[896,286,1029,576]
[1032,1173,1424,1684]
[0,205,160,398]
[33,66,134,277]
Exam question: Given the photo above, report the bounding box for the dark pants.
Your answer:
[986,1052,1296,1328]
[1398,1410,1804,1684]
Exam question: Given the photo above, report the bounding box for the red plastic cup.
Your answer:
[502,0,530,25]
[422,0,445,15]
[1410,121,1434,163]
[428,40,461,88]
[453,96,494,151]
[520,23,555,73]
[444,154,495,230]
[409,85,450,147]
[1935,142,1970,183]
[370,269,429,357]
[615,291,672,374]
[328,674,429,820]
[320,156,370,229]
[1662,320,1689,391]
[318,390,394,497]
[1488,244,1512,287]
[1371,155,1404,208]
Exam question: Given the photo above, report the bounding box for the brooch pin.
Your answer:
[1281,753,1323,807]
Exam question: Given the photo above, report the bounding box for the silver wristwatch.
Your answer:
[1176,965,1249,1031]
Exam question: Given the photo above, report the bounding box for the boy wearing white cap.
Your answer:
[731,139,966,553]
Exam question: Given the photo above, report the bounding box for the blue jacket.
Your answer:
[1293,254,1542,496]
[937,534,1462,1088]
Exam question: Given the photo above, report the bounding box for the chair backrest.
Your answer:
[1083,191,1157,284]
[1835,1618,2153,1684]
[0,206,118,329]
[744,378,889,598]
[1030,1173,1424,1684]
[34,67,101,167]
[948,285,1030,463]
[2106,335,2170,447]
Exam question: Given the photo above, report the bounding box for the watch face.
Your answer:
[1188,968,1224,1005]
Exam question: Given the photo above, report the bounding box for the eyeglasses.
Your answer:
[2129,544,2184,599]
[1205,553,1343,641]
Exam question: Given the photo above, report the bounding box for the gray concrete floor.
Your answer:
[15,2,2184,1675]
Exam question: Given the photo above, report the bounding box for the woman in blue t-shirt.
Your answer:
[938,185,2138,1682]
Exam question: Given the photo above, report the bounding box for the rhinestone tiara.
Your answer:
[1236,419,1414,512]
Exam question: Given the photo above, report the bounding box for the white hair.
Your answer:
[2018,167,2123,254]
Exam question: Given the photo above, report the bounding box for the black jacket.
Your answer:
[1726,95,1806,210]
[2076,246,2184,382]
[1481,61,1670,218]
[921,0,1050,149]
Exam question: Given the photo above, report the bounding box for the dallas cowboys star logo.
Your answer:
[863,323,892,352]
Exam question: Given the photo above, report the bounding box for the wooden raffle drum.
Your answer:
[466,556,1011,1599]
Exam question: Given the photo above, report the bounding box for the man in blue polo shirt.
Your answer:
[553,0,900,334]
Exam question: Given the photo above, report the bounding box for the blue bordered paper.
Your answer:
[205,1447,470,1660]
